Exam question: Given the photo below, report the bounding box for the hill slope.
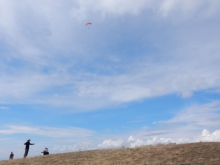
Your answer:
[1,142,220,165]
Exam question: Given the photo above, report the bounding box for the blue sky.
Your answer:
[0,0,220,160]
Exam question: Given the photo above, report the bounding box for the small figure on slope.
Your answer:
[24,139,35,158]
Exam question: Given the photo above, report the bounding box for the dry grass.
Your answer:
[1,142,220,165]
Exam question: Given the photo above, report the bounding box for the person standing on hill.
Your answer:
[24,139,35,158]
[9,152,14,159]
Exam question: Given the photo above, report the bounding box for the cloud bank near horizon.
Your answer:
[52,128,220,152]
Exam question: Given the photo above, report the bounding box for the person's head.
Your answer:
[28,139,31,142]
[11,152,13,154]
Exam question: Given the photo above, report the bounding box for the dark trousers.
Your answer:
[24,148,29,158]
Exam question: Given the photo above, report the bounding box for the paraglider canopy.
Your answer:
[86,22,92,26]
[86,22,92,28]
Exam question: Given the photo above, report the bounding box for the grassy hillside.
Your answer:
[1,142,220,165]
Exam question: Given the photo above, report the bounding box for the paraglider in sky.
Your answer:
[86,22,92,29]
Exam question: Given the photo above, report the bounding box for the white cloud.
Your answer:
[178,91,193,98]
[68,0,220,18]
[97,135,189,149]
[98,139,124,148]
[202,129,210,136]
[0,107,9,110]
[0,125,95,138]
[53,142,94,152]
[72,49,220,106]
[129,136,191,147]
[97,128,220,150]
[127,136,145,147]
[92,0,148,16]
[161,101,220,127]
[199,129,220,142]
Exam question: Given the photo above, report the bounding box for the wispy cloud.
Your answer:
[53,142,94,152]
[128,120,146,123]
[68,0,220,18]
[0,125,95,138]
[161,101,220,127]
[0,107,9,110]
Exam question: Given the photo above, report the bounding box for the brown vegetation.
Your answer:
[1,142,220,165]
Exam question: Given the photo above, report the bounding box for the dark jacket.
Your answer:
[9,153,14,159]
[24,141,34,149]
